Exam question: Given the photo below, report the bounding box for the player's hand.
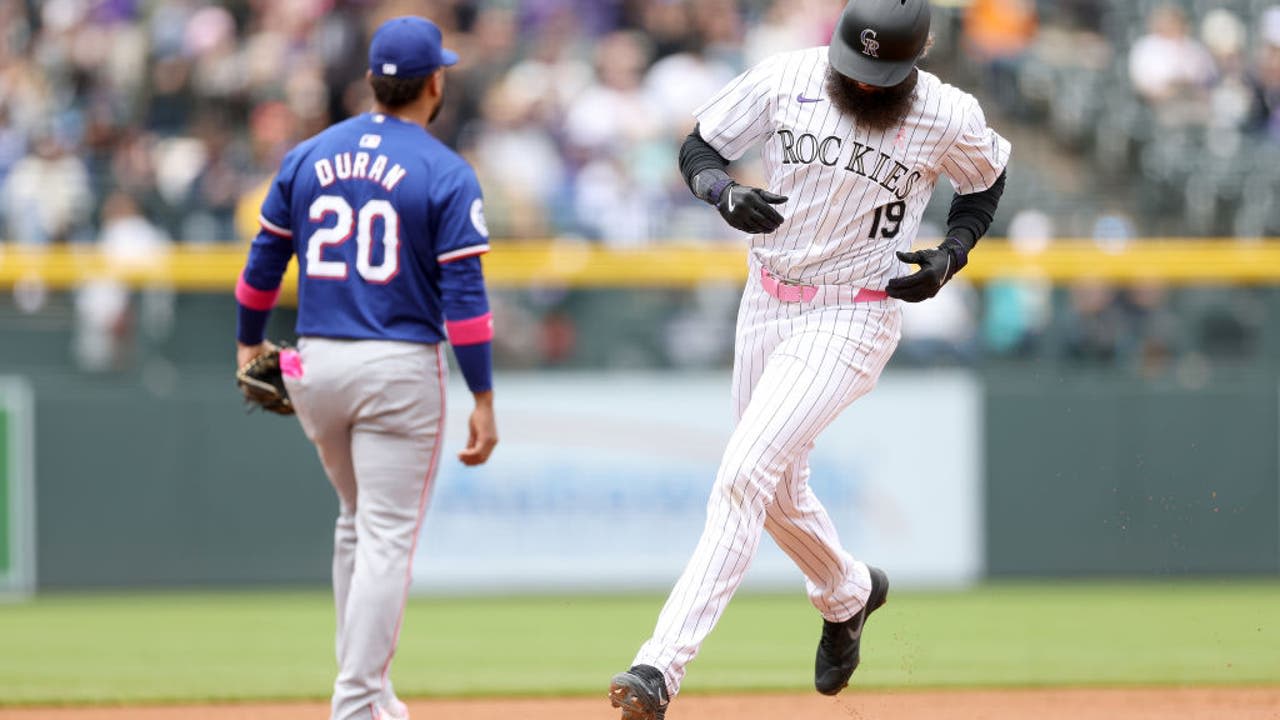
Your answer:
[236,340,275,371]
[458,391,497,466]
[716,183,788,234]
[885,238,968,303]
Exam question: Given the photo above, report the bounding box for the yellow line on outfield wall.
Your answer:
[2,240,1280,291]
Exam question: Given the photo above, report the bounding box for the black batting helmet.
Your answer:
[829,0,931,87]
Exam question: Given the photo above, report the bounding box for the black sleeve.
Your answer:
[678,123,733,203]
[946,169,1007,251]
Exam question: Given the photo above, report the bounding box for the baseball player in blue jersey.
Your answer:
[233,17,496,720]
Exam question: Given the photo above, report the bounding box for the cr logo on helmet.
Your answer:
[860,28,880,57]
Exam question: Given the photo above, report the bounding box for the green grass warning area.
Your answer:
[0,581,1277,706]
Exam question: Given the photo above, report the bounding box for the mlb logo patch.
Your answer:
[381,63,398,75]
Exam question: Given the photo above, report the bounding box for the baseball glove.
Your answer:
[235,343,295,415]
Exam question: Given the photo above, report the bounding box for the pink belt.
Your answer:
[759,267,888,304]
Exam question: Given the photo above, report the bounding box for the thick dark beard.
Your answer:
[824,66,918,133]
[429,91,444,123]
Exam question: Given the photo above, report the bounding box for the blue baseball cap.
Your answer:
[369,16,459,78]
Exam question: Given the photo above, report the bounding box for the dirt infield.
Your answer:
[3,687,1278,720]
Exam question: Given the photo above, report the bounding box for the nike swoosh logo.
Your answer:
[796,94,824,104]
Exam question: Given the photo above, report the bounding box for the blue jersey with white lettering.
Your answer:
[242,112,490,344]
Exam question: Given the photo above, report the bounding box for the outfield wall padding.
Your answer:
[985,373,1280,576]
[33,373,334,588]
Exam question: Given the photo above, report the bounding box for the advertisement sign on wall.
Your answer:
[413,371,982,593]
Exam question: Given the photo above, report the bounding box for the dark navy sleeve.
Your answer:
[441,255,493,393]
[435,165,493,392]
[236,148,303,344]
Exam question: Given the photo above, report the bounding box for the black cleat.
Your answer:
[814,565,890,696]
[608,664,670,720]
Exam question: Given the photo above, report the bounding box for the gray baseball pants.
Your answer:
[283,337,446,720]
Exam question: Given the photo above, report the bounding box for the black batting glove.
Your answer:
[885,238,969,303]
[716,183,788,234]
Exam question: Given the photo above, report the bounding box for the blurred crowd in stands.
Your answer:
[0,0,818,247]
[7,0,1279,247]
[1,0,1278,377]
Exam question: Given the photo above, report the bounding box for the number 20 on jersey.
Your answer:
[305,195,400,284]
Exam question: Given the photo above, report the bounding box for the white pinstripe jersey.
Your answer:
[696,46,1011,289]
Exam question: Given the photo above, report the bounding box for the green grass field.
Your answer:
[1,581,1277,706]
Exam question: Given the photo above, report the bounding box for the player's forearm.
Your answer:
[679,124,733,204]
[236,306,272,345]
[451,341,493,393]
[235,230,294,344]
[440,255,494,393]
[945,168,1007,251]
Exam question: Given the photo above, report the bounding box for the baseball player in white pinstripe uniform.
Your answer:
[609,1,1010,718]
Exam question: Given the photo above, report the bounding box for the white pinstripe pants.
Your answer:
[633,269,902,696]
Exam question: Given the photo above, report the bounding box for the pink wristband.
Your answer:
[235,273,281,311]
[446,312,494,346]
